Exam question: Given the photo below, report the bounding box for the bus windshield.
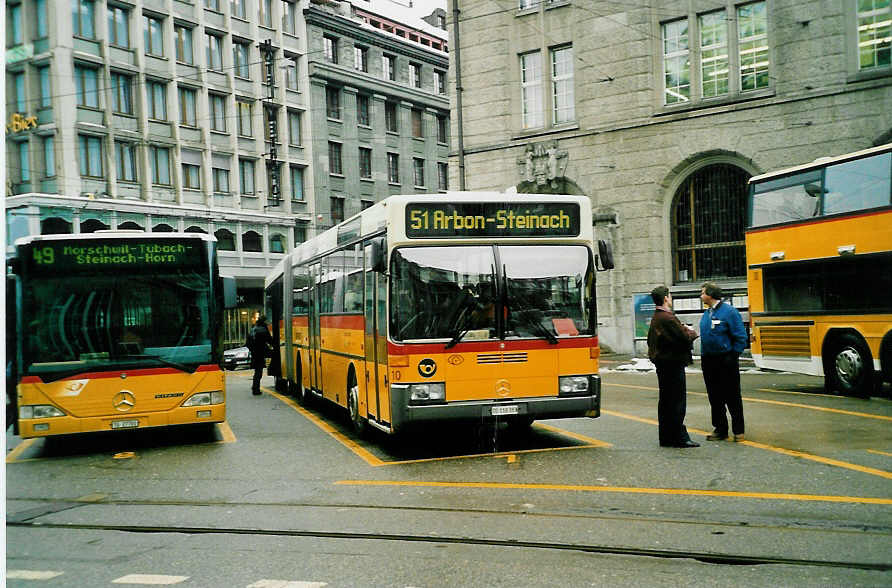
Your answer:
[390,245,593,342]
[22,271,213,380]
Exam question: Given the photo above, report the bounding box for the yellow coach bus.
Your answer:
[265,193,614,435]
[9,232,235,438]
[747,143,892,397]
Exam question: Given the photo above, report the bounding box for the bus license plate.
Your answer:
[491,405,519,416]
[111,419,139,430]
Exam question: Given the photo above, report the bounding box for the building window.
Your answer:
[270,233,286,254]
[283,1,296,34]
[233,42,250,78]
[326,86,341,119]
[329,142,343,175]
[324,35,338,63]
[239,158,255,195]
[36,0,48,39]
[354,45,368,72]
[357,94,370,126]
[17,141,30,183]
[182,163,201,190]
[243,231,262,252]
[737,2,769,91]
[290,166,304,201]
[284,55,298,90]
[144,15,163,56]
[13,72,25,112]
[108,5,129,48]
[288,109,301,144]
[149,146,171,185]
[383,54,396,81]
[672,163,750,283]
[520,51,543,129]
[551,45,574,124]
[230,0,245,18]
[111,72,133,114]
[209,93,226,132]
[72,0,95,39]
[75,64,100,108]
[175,24,193,64]
[330,197,344,225]
[385,101,398,133]
[662,19,689,104]
[259,0,273,27]
[179,86,197,126]
[8,3,22,45]
[215,228,235,251]
[438,162,448,191]
[700,10,728,98]
[858,0,891,70]
[212,165,229,193]
[38,66,51,108]
[437,115,448,144]
[361,199,374,210]
[412,109,424,138]
[359,147,372,179]
[43,136,55,177]
[409,62,421,87]
[115,141,138,182]
[435,70,446,94]
[206,33,223,71]
[237,100,253,136]
[206,0,221,12]
[413,158,425,187]
[78,135,103,177]
[146,80,167,120]
[387,152,400,184]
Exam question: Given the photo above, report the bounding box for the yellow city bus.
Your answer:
[265,193,614,434]
[9,232,235,438]
[746,143,892,397]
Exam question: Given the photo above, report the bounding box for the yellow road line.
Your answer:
[867,449,892,458]
[216,421,236,444]
[335,479,892,505]
[264,386,386,467]
[534,422,611,447]
[603,408,892,480]
[6,438,38,463]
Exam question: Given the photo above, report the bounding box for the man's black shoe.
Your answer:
[660,440,700,448]
[252,390,261,396]
[706,432,727,441]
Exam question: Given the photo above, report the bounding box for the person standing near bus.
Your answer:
[246,315,274,396]
[699,282,748,442]
[647,286,699,448]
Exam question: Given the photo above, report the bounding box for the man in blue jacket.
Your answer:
[699,282,748,442]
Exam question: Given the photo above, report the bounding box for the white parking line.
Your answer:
[6,570,64,580]
[112,574,189,585]
[247,581,328,588]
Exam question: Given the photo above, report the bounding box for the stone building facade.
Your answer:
[447,0,892,353]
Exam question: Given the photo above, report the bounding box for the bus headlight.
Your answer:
[407,382,446,404]
[559,375,591,397]
[182,391,224,406]
[19,405,65,419]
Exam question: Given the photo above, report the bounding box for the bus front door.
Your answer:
[364,251,391,427]
[309,263,322,394]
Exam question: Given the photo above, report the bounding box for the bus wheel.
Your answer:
[347,374,367,436]
[827,333,874,398]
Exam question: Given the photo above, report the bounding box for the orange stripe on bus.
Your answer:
[320,314,365,330]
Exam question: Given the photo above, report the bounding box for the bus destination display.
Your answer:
[406,202,580,238]
[25,239,203,273]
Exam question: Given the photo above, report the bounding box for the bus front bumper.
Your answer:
[17,404,226,439]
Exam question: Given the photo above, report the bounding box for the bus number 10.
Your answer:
[33,246,55,265]
[409,210,430,230]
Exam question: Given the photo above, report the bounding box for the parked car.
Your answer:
[223,346,251,370]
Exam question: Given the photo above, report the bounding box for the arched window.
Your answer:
[242,230,262,252]
[40,217,72,234]
[672,163,750,283]
[185,225,207,233]
[117,221,144,231]
[80,219,110,233]
[152,223,175,232]
[269,233,286,253]
[215,228,236,251]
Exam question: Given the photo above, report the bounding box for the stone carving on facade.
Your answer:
[517,140,569,188]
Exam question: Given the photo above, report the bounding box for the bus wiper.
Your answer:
[507,294,558,344]
[444,294,477,349]
[119,354,196,373]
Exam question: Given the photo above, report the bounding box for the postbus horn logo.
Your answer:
[418,358,437,378]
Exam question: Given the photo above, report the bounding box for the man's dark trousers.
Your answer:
[654,360,691,445]
[701,352,745,436]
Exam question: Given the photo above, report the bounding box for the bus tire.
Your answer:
[825,333,874,398]
[293,360,308,405]
[347,371,367,437]
[880,332,892,384]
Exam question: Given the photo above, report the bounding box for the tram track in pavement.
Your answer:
[7,498,892,572]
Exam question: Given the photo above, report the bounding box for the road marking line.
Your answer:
[602,408,892,480]
[6,570,64,580]
[534,422,612,447]
[112,574,189,585]
[248,580,328,587]
[335,479,892,505]
[868,449,892,458]
[6,438,38,463]
[217,421,236,444]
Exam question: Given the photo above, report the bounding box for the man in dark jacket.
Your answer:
[246,315,274,396]
[647,286,700,448]
[699,282,748,442]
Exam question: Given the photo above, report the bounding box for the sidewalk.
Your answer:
[599,349,756,372]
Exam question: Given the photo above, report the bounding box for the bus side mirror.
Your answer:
[596,240,615,271]
[222,275,237,309]
[368,237,387,273]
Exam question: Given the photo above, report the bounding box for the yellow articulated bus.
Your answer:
[746,143,892,397]
[8,232,235,438]
[265,193,614,435]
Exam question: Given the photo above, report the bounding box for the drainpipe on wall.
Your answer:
[452,0,466,190]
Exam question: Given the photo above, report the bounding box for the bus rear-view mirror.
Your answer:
[596,240,615,271]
